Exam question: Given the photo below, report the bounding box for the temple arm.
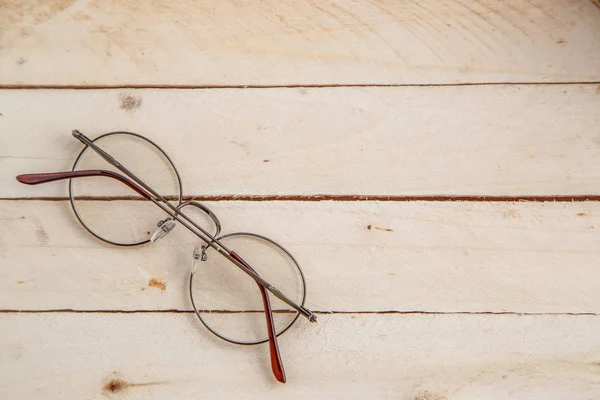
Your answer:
[230,251,286,383]
[16,170,153,200]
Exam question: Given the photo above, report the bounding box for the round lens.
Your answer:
[69,132,182,246]
[190,233,306,345]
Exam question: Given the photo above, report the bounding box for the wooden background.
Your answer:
[1,0,600,398]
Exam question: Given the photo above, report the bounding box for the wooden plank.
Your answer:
[1,313,599,399]
[1,0,599,86]
[2,85,600,198]
[2,200,599,313]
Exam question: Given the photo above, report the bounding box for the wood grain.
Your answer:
[1,313,599,399]
[2,84,600,198]
[2,200,599,313]
[1,0,599,86]
[2,0,599,397]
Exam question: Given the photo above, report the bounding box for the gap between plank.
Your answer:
[1,81,600,90]
[4,195,600,202]
[0,309,597,316]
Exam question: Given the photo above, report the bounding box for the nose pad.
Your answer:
[150,219,176,242]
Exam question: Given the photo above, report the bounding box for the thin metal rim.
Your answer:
[189,232,307,345]
[69,131,183,246]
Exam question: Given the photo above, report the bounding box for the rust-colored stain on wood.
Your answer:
[103,376,167,394]
[103,378,128,394]
[148,278,166,291]
[367,224,393,232]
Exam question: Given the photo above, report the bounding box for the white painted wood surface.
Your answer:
[2,200,600,313]
[1,313,600,400]
[1,0,600,86]
[2,0,600,398]
[2,85,600,198]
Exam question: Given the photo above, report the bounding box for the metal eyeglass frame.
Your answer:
[16,130,316,384]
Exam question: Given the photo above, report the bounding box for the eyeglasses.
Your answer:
[16,130,317,383]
